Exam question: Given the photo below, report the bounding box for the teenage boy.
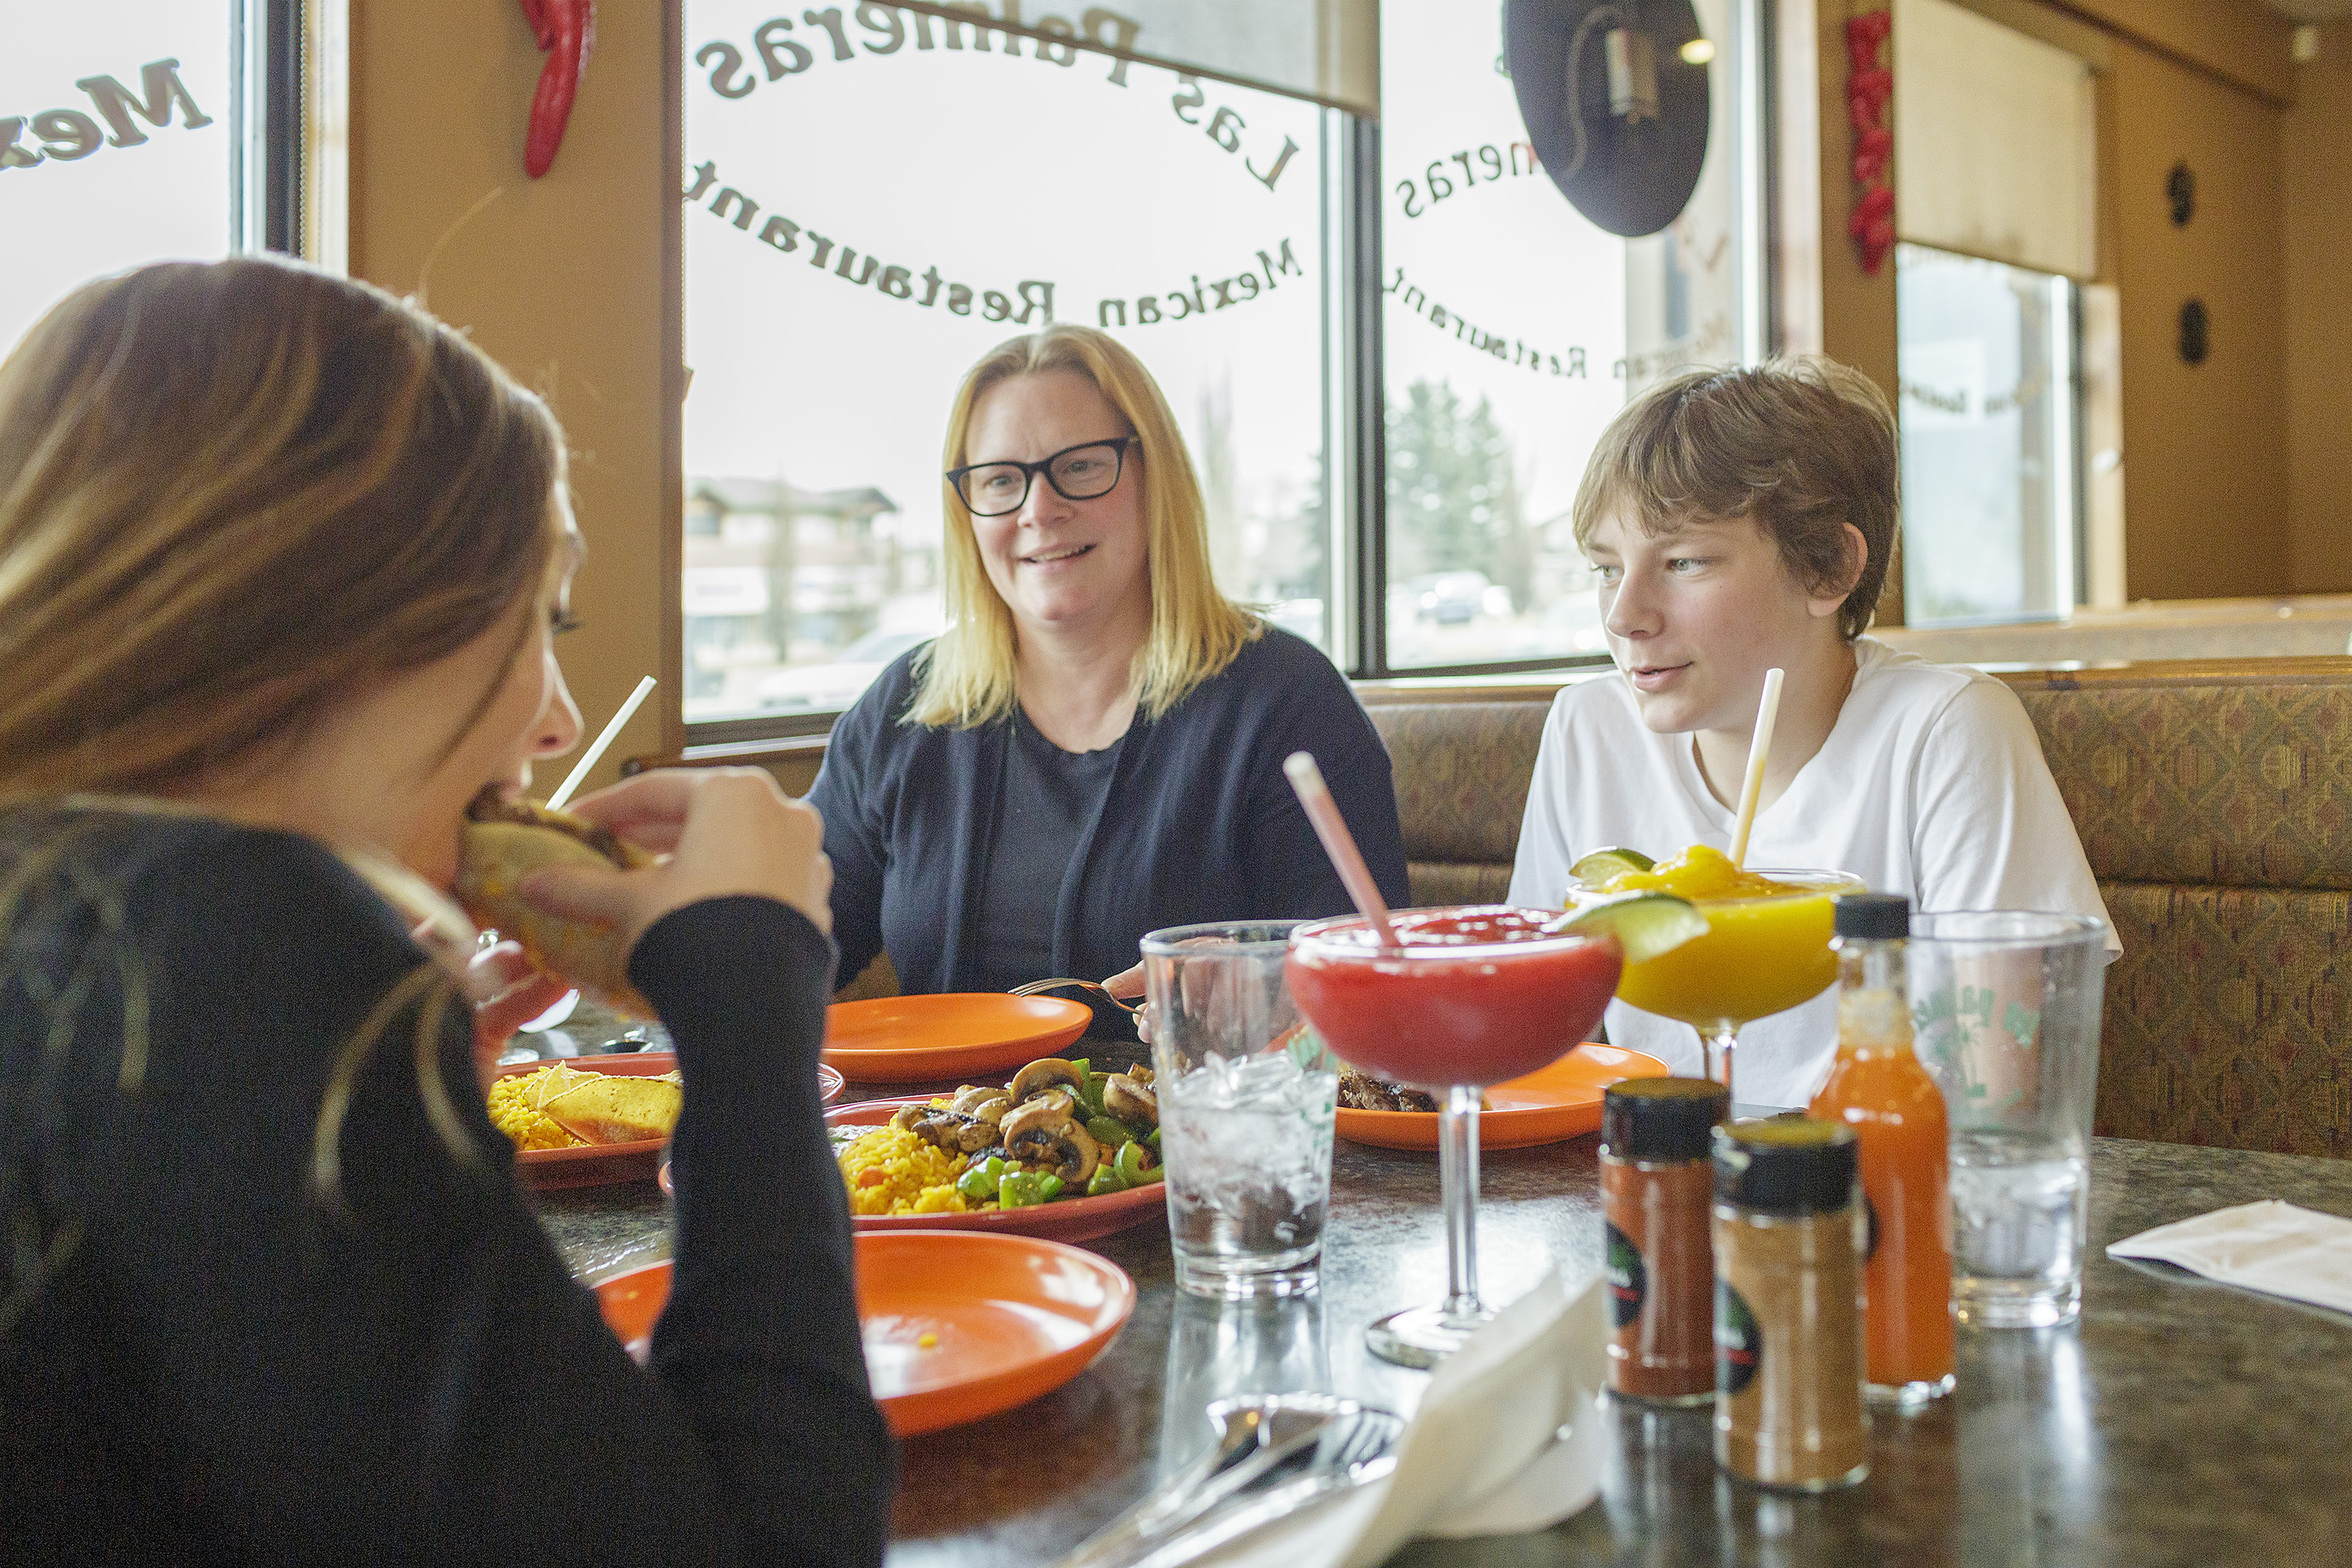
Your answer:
[1509,358,2114,1108]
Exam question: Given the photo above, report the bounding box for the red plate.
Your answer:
[1333,1044,1671,1151]
[495,1055,843,1189]
[659,1097,1168,1243]
[593,1231,1135,1436]
[822,994,1091,1083]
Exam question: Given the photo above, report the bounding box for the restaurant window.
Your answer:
[1376,0,1761,672]
[1,2,297,358]
[681,0,1331,726]
[1895,245,2081,624]
[1888,0,2096,626]
[681,0,1764,734]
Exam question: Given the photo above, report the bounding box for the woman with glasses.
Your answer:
[808,325,1408,1015]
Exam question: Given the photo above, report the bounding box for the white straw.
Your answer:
[1727,668,1784,869]
[547,676,656,811]
[1283,752,1402,946]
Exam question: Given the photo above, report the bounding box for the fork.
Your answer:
[1124,1410,1403,1568]
[1011,977,1145,1016]
[1055,1399,1402,1568]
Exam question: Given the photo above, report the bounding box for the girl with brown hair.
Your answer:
[0,257,890,1563]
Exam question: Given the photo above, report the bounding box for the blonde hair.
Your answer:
[0,256,567,798]
[1571,356,1897,640]
[906,324,1261,728]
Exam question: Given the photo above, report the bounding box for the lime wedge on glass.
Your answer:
[1552,892,1708,965]
[1569,847,1657,886]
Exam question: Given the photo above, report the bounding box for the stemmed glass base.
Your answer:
[1365,1083,1492,1369]
[1700,1025,1740,1099]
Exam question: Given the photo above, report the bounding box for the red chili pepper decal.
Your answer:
[1844,9,1894,274]
[520,0,593,178]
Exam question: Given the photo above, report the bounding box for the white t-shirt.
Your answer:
[1508,637,2116,1109]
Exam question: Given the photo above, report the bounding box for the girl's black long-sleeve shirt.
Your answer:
[0,806,892,1566]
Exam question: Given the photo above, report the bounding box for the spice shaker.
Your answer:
[1712,1116,1869,1491]
[1602,1076,1731,1404]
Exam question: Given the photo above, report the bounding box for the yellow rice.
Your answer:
[837,1125,975,1216]
[486,1068,583,1151]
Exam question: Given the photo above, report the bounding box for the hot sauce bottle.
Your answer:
[1808,893,1956,1407]
[1602,1077,1730,1404]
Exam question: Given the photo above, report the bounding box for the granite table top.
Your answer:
[531,1040,2352,1568]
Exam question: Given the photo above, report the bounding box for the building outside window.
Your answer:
[2,2,282,356]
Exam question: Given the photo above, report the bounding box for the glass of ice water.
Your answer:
[1143,920,1336,1300]
[1909,911,2111,1328]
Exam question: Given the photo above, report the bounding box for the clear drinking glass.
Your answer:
[1285,907,1621,1367]
[1144,920,1337,1301]
[1907,910,2110,1328]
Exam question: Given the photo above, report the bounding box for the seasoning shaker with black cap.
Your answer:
[1711,1116,1869,1490]
[1602,1077,1731,1403]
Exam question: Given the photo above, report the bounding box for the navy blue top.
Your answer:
[808,626,1412,1003]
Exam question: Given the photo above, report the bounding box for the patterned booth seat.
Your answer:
[1363,660,2352,1159]
[641,658,2352,1156]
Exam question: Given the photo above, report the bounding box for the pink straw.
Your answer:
[1283,752,1402,947]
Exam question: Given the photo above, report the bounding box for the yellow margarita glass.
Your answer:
[1570,846,1864,1096]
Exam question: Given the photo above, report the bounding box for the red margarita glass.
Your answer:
[1286,906,1623,1367]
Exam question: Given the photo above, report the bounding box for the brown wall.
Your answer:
[2285,27,2352,595]
[2107,36,2288,602]
[347,0,681,797]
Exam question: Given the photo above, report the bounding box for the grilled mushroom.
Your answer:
[1008,1057,1085,1105]
[1000,1091,1076,1145]
[1102,1071,1156,1128]
[1008,1121,1101,1188]
[949,1086,1013,1123]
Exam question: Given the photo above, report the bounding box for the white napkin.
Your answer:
[2107,1199,2352,1315]
[1206,1269,1612,1568]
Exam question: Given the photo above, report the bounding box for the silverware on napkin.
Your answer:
[1055,1394,1403,1568]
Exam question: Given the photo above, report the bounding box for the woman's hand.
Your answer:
[515,767,833,947]
[1102,961,1152,1044]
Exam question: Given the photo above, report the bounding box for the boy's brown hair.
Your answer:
[1571,356,1897,639]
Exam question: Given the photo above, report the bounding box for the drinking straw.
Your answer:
[547,676,658,811]
[1726,667,1784,869]
[1283,752,1402,946]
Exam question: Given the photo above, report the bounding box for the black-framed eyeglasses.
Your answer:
[947,437,1137,517]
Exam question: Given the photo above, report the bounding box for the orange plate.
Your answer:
[496,1056,839,1188]
[592,1232,1135,1436]
[499,1053,681,1190]
[822,994,1091,1083]
[659,1098,1168,1243]
[1333,1044,1671,1151]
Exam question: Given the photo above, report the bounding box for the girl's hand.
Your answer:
[514,767,833,947]
[1102,961,1152,1044]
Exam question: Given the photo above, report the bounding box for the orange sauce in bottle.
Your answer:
[1807,895,1955,1404]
